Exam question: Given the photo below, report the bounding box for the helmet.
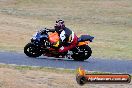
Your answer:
[54,20,65,32]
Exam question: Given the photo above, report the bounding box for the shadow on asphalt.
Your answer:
[35,57,89,63]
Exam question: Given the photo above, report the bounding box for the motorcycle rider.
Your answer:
[42,20,78,53]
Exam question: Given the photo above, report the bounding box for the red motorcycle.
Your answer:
[24,29,94,61]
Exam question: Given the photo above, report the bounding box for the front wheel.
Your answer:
[24,43,42,57]
[71,45,92,61]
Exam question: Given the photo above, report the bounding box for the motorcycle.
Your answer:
[24,28,94,61]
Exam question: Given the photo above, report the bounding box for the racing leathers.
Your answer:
[45,27,78,53]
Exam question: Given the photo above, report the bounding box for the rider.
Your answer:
[44,20,78,53]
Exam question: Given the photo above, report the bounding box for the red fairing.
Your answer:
[59,34,78,52]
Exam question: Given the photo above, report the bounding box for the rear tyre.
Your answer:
[71,45,92,61]
[24,43,42,57]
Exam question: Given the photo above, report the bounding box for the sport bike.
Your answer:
[24,28,94,61]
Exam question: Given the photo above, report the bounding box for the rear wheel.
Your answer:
[24,43,42,57]
[71,45,92,61]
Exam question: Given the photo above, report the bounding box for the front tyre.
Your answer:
[24,43,42,57]
[72,45,92,61]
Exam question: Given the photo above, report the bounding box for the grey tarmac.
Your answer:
[0,51,132,74]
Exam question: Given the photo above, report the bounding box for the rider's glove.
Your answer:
[40,28,49,34]
[58,46,65,53]
[60,46,64,50]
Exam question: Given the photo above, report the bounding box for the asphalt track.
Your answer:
[0,51,132,74]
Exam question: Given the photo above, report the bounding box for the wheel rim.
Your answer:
[72,46,91,61]
[78,48,89,56]
[27,46,37,55]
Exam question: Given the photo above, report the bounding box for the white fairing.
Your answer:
[60,30,66,42]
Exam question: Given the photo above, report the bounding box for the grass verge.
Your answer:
[0,64,125,75]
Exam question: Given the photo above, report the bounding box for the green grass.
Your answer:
[0,64,113,75]
[0,0,132,59]
[0,64,76,74]
[1,64,132,76]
